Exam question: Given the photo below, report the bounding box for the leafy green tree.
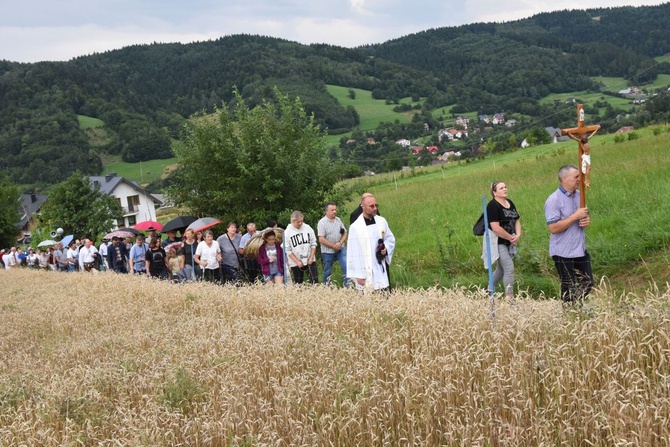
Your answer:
[170,89,349,226]
[39,172,123,239]
[0,175,21,248]
[523,126,552,146]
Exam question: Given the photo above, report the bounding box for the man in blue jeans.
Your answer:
[544,164,594,304]
[318,202,349,287]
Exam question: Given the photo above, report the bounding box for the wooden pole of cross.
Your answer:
[561,104,600,208]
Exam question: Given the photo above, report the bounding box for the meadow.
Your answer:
[101,157,178,187]
[355,126,670,296]
[1,269,669,446]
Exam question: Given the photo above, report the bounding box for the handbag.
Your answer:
[473,213,485,236]
[226,234,249,283]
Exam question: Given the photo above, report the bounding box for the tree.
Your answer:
[170,89,350,226]
[0,175,21,248]
[39,172,123,239]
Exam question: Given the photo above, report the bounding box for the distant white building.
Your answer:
[90,173,162,228]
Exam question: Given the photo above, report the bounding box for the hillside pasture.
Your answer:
[357,126,670,295]
[1,269,669,446]
[101,157,177,186]
[77,115,105,129]
[326,85,417,130]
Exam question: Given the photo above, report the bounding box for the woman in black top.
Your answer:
[146,237,167,279]
[485,181,521,299]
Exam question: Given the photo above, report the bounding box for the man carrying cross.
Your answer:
[543,104,599,304]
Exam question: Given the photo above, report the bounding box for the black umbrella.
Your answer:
[162,216,197,233]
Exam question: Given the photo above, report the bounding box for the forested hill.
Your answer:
[367,4,670,110]
[2,3,670,188]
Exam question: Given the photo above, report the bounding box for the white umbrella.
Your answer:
[186,217,222,233]
[38,239,58,247]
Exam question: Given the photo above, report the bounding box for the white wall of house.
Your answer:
[110,182,158,228]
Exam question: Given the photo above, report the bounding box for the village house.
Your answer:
[89,173,161,229]
[455,116,469,127]
[437,151,455,162]
[492,113,505,125]
[412,146,439,155]
[439,128,468,141]
[395,138,411,147]
[16,192,49,244]
[478,114,490,124]
[505,119,517,128]
[545,126,570,143]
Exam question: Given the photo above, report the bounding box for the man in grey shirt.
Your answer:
[544,164,593,304]
[318,202,348,286]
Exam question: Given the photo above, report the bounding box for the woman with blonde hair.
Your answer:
[482,181,521,300]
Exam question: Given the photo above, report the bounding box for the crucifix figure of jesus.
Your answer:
[561,104,600,208]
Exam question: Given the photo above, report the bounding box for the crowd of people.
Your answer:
[2,165,594,302]
[1,195,396,292]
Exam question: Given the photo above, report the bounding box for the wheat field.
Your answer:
[1,269,669,446]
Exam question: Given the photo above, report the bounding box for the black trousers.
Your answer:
[552,251,594,303]
[290,263,319,284]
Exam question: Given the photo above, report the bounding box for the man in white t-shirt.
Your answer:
[66,241,79,272]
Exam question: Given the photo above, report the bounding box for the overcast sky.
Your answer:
[0,1,664,63]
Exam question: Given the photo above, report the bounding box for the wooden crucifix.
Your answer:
[561,104,600,208]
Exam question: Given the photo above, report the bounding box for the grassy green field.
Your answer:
[326,85,418,131]
[358,125,670,296]
[101,157,177,186]
[77,115,105,129]
[324,85,420,146]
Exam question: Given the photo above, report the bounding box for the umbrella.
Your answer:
[118,227,140,236]
[162,216,197,233]
[134,220,164,231]
[187,217,222,233]
[165,241,183,253]
[61,234,74,247]
[38,239,58,247]
[104,230,137,240]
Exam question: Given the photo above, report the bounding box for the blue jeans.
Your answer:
[322,247,348,286]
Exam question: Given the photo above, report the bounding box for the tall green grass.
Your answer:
[362,126,670,296]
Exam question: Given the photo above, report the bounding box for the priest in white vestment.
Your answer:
[347,194,395,291]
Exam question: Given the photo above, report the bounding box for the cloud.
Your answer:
[0,0,665,63]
